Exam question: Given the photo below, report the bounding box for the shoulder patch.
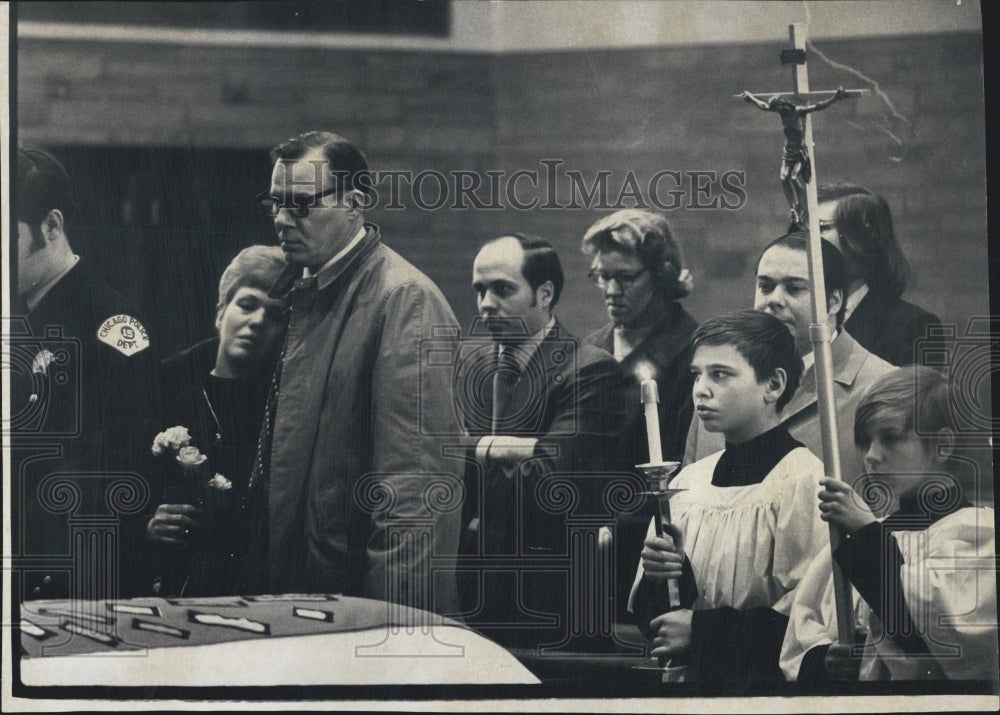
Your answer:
[97,314,151,356]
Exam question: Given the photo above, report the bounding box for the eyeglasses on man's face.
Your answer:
[587,267,648,288]
[256,187,343,218]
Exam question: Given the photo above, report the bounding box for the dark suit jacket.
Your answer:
[148,338,273,597]
[845,287,940,367]
[456,319,630,647]
[585,302,698,465]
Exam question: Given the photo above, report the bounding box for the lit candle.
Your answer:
[641,379,662,464]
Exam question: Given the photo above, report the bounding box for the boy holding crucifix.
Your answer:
[780,366,997,686]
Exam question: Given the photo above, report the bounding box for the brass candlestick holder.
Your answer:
[636,461,683,542]
[634,460,689,683]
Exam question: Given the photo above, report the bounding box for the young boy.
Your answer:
[780,366,997,685]
[629,309,828,688]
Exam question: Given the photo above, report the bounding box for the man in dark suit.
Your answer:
[817,184,940,366]
[456,234,630,650]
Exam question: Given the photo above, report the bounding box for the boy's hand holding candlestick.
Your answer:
[649,608,693,660]
[640,524,685,581]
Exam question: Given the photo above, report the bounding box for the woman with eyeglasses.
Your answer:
[581,208,698,620]
[144,245,289,597]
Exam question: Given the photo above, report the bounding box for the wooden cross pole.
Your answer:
[739,23,866,645]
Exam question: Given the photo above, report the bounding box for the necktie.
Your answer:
[248,341,285,491]
[491,345,520,434]
[290,275,319,312]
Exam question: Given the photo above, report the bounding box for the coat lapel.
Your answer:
[622,305,698,380]
[587,322,615,354]
[844,289,880,349]
[782,330,867,421]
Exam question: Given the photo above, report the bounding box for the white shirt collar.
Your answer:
[303,225,367,279]
[843,283,870,322]
[499,316,556,372]
[801,328,839,374]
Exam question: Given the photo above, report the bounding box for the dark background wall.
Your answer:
[16,30,986,357]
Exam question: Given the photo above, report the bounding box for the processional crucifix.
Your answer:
[740,23,867,647]
[740,86,846,229]
[637,24,866,681]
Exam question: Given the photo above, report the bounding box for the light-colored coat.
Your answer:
[266,225,462,614]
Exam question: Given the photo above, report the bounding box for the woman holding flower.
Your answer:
[146,246,288,596]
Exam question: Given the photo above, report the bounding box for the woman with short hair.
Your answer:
[145,245,288,596]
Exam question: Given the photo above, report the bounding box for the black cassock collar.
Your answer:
[713,423,804,488]
[881,483,971,530]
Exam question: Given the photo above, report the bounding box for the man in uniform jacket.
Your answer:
[12,146,159,601]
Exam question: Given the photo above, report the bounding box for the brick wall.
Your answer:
[494,34,988,339]
[17,32,987,350]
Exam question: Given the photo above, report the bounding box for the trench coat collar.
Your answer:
[268,223,382,300]
[783,328,869,420]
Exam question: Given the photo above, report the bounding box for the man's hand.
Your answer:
[640,523,685,582]
[818,478,877,533]
[650,608,693,658]
[146,503,200,547]
[824,642,862,682]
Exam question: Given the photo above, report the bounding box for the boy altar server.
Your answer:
[630,309,828,689]
[780,366,997,685]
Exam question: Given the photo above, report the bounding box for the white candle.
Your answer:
[640,379,662,465]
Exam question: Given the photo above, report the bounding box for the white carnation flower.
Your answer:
[207,473,233,490]
[151,425,193,456]
[176,445,208,470]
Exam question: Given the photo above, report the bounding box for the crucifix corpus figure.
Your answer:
[741,86,847,227]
